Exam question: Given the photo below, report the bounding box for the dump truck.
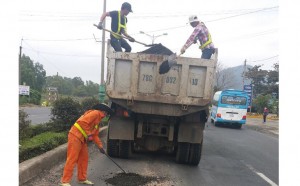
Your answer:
[105,42,218,165]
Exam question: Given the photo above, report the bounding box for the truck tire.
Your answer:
[176,142,190,164]
[188,142,203,166]
[107,132,119,157]
[119,140,131,159]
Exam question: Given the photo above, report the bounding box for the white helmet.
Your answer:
[189,15,199,23]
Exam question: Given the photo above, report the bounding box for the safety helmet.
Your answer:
[121,2,133,12]
[92,103,114,116]
[189,15,199,23]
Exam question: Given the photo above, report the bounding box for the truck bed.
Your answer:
[106,43,218,116]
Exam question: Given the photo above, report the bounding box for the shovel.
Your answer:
[93,24,155,47]
[159,52,183,74]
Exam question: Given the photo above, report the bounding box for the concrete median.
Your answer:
[19,126,107,185]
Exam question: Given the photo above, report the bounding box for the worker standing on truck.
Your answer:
[60,103,114,186]
[180,15,215,59]
[97,2,135,52]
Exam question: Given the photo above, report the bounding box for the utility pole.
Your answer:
[243,59,246,87]
[19,38,23,85]
[99,0,106,103]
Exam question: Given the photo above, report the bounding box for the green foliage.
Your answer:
[253,94,272,113]
[19,110,31,140]
[19,89,42,105]
[81,97,100,112]
[51,97,82,131]
[20,54,46,92]
[19,132,67,162]
[245,64,279,97]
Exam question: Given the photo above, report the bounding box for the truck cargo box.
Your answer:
[106,42,218,116]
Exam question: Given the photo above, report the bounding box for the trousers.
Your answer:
[61,133,88,183]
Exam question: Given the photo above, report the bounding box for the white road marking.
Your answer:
[242,161,278,186]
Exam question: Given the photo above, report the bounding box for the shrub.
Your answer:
[19,132,67,162]
[19,109,31,140]
[19,89,42,105]
[80,97,99,112]
[51,97,81,131]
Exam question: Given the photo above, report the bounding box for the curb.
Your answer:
[19,126,107,185]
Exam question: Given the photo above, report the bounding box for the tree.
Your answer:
[20,54,46,92]
[253,94,272,113]
[72,77,84,88]
[266,63,279,97]
[85,80,99,96]
[244,65,268,97]
[214,62,237,92]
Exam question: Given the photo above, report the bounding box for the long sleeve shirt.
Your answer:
[69,110,105,149]
[182,22,214,51]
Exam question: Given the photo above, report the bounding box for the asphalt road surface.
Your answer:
[25,121,278,186]
[20,107,52,125]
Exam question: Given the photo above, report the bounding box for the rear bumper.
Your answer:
[215,118,246,124]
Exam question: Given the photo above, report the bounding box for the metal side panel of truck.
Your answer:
[105,42,217,165]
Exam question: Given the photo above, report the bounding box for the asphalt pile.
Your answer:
[139,43,173,55]
[105,172,166,186]
[139,44,174,74]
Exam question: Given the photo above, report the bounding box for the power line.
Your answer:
[22,47,101,57]
[139,6,278,33]
[22,40,69,76]
[247,55,279,63]
[207,6,278,23]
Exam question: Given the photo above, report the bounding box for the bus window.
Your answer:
[221,96,247,105]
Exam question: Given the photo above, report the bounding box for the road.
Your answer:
[20,107,52,125]
[25,119,279,186]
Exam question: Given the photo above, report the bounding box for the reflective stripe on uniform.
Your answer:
[111,11,127,39]
[74,122,99,139]
[74,123,88,139]
[199,33,212,50]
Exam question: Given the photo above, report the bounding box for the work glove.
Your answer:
[99,147,106,154]
[128,37,135,42]
[87,135,93,142]
[97,22,103,29]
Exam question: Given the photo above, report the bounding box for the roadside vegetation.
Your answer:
[19,97,108,163]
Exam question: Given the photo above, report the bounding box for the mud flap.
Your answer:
[108,117,135,140]
[177,122,204,143]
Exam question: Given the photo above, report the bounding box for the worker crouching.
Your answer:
[60,103,114,186]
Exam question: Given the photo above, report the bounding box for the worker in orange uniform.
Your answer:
[60,103,114,186]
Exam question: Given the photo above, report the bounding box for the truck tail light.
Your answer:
[242,115,246,120]
[116,107,130,118]
[217,113,221,118]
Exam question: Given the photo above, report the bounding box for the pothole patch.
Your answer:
[104,172,167,186]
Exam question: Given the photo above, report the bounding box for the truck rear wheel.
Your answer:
[107,131,119,157]
[176,142,190,164]
[188,142,203,166]
[119,140,131,159]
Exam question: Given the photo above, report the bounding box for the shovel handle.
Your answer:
[104,152,126,173]
[93,24,151,47]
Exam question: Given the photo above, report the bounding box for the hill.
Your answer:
[216,65,252,91]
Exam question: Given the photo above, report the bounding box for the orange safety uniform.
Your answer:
[61,110,106,183]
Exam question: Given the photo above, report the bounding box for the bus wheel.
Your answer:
[176,142,190,164]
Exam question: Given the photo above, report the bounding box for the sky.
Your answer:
[17,0,279,83]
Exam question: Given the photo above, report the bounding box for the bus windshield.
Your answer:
[221,96,247,105]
